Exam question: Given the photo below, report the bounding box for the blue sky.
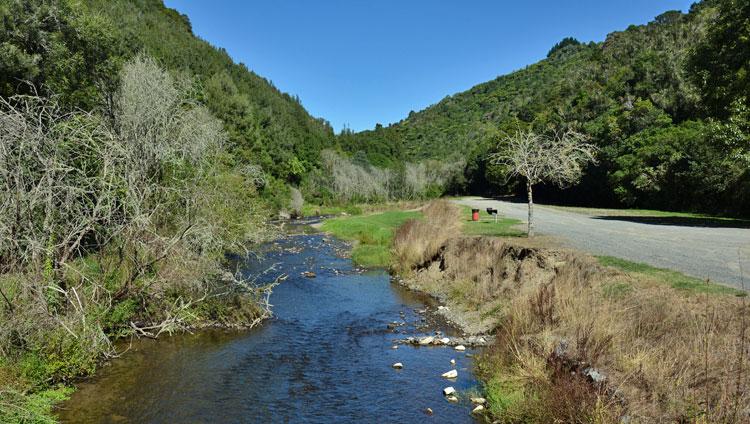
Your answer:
[164,0,695,132]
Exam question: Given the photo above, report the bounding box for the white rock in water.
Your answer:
[472,404,485,413]
[392,362,403,369]
[441,369,458,379]
[446,395,459,403]
[443,386,456,396]
[418,336,435,345]
[440,337,450,344]
[470,397,486,404]
[450,358,456,365]
[391,345,398,349]
[454,345,466,351]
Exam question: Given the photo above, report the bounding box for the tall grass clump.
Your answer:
[392,200,461,273]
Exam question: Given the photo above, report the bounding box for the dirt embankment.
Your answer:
[393,200,749,422]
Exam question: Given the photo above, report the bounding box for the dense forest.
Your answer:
[340,0,750,216]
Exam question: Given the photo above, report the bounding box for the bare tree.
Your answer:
[490,128,597,236]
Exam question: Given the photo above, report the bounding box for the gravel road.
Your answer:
[455,197,750,289]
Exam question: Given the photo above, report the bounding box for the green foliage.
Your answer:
[0,386,73,424]
[689,0,750,118]
[342,1,750,216]
[547,37,581,57]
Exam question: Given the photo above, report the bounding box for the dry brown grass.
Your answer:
[391,200,461,273]
[393,209,750,422]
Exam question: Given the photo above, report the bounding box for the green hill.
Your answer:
[340,1,749,215]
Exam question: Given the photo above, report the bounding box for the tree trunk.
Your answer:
[527,181,534,237]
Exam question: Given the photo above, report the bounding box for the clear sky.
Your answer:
[164,0,695,132]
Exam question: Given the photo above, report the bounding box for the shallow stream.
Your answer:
[57,223,481,423]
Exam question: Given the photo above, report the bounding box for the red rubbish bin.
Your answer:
[471,208,480,221]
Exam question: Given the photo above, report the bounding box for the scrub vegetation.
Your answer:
[0,57,276,423]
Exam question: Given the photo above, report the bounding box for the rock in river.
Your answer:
[470,397,486,404]
[443,386,456,396]
[392,362,403,369]
[418,336,435,345]
[441,369,458,379]
[454,345,466,351]
[472,404,485,414]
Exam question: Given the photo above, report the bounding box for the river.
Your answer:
[57,222,481,423]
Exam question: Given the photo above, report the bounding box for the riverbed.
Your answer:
[57,224,481,423]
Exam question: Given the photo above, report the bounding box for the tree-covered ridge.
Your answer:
[342,1,750,216]
[1,0,335,187]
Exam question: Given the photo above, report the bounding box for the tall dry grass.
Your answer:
[392,207,750,422]
[391,200,461,273]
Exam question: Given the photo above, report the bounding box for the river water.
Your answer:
[57,225,481,423]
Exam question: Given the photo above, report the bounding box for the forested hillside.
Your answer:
[1,0,335,196]
[341,0,750,216]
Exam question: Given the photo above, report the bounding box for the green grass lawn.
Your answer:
[321,210,420,267]
[596,255,744,296]
[458,205,525,237]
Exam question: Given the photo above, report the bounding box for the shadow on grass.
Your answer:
[592,215,750,229]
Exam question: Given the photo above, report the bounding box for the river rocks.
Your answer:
[418,336,435,345]
[424,407,433,416]
[450,359,456,365]
[392,362,403,369]
[443,386,456,396]
[391,345,398,350]
[471,404,485,414]
[454,345,466,351]
[441,369,458,379]
[301,271,316,278]
[470,397,486,404]
[446,395,459,403]
[395,335,490,348]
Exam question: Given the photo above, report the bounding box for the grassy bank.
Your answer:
[390,200,749,422]
[321,210,420,267]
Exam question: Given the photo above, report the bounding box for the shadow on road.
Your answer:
[592,215,750,229]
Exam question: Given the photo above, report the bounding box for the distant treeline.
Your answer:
[340,0,750,216]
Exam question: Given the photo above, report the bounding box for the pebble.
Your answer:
[392,362,403,369]
[450,359,456,366]
[424,407,433,415]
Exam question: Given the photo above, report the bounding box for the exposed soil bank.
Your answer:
[395,224,750,422]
